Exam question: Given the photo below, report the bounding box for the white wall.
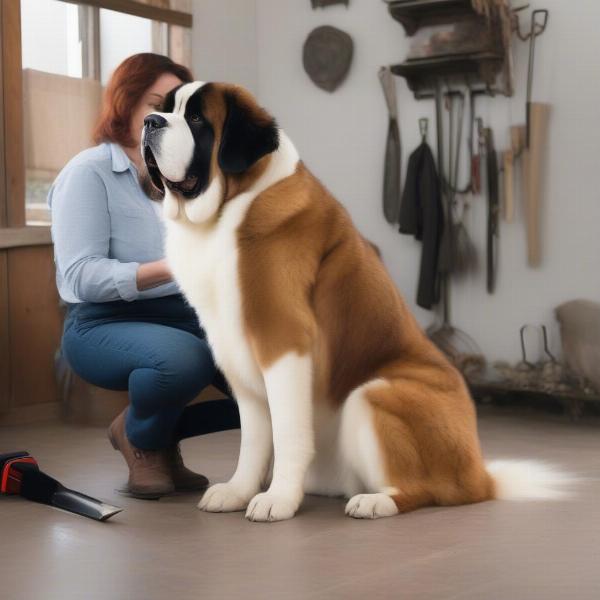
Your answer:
[194,0,600,363]
[191,0,258,93]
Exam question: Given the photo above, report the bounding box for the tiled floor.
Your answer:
[1,409,599,600]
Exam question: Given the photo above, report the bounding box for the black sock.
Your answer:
[174,399,240,441]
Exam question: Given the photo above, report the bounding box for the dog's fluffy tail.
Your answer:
[486,460,574,501]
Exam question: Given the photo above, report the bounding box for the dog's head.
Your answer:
[141,82,279,222]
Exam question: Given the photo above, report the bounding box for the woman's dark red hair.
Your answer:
[93,53,192,148]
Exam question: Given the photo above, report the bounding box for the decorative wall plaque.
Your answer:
[303,26,354,92]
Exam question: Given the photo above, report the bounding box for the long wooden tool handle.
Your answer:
[511,125,526,155]
[510,125,526,225]
[503,150,515,222]
[525,103,551,267]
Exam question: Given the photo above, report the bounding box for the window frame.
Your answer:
[1,0,26,231]
[62,0,192,28]
[0,0,192,245]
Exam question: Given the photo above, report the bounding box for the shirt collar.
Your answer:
[109,143,133,173]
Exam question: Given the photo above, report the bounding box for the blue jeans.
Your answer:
[62,294,239,450]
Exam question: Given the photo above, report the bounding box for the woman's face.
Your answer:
[128,72,184,149]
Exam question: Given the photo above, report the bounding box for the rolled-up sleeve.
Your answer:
[50,164,141,303]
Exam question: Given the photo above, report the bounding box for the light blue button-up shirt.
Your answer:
[48,142,179,303]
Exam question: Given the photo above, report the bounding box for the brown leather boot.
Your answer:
[167,445,209,492]
[107,409,174,499]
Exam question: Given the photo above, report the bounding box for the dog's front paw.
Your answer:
[198,482,252,513]
[245,491,301,522]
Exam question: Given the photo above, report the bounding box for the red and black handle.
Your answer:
[0,451,39,495]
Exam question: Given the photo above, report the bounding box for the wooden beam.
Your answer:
[1,0,25,227]
[0,252,9,413]
[0,1,6,228]
[81,5,101,80]
[0,226,52,249]
[60,0,192,28]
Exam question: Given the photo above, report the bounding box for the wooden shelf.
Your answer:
[385,0,480,36]
[391,51,503,95]
[468,378,600,420]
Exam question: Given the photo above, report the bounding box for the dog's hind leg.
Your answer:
[339,379,434,519]
[339,379,399,518]
[345,486,433,519]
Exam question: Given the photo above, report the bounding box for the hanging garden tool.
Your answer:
[445,88,477,277]
[482,126,500,294]
[502,148,515,222]
[423,82,482,368]
[469,92,482,195]
[510,8,550,266]
[507,125,526,221]
[379,66,402,224]
[523,10,550,267]
[524,10,550,148]
[501,125,526,223]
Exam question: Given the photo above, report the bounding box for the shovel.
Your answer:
[523,9,550,267]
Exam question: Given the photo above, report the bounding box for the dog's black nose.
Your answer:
[144,114,167,130]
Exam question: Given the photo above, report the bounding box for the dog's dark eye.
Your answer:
[189,114,202,123]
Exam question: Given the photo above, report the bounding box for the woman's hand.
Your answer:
[136,258,173,291]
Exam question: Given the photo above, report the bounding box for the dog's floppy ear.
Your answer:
[218,89,279,174]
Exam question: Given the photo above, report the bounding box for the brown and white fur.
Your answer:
[142,82,569,522]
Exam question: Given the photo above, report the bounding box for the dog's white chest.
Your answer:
[165,197,264,397]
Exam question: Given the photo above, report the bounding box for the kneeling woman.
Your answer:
[49,54,239,499]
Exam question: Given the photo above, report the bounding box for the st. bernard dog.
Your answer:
[141,82,568,522]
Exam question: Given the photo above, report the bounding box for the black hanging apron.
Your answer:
[398,142,444,310]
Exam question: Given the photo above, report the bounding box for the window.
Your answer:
[100,9,157,84]
[21,0,83,78]
[21,0,95,225]
[19,0,192,226]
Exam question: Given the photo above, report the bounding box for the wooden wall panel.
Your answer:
[7,245,62,408]
[23,70,102,174]
[0,251,8,413]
